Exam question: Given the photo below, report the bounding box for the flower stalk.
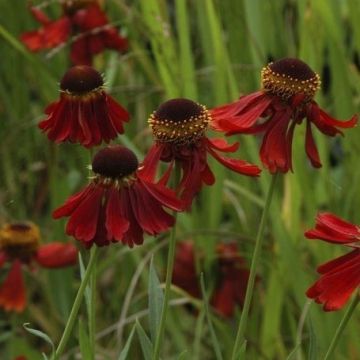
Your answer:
[231,173,278,359]
[54,246,98,359]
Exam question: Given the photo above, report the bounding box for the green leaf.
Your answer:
[78,318,92,360]
[176,350,189,360]
[136,320,153,360]
[307,317,318,360]
[148,256,164,342]
[79,252,91,319]
[118,324,136,360]
[23,323,54,359]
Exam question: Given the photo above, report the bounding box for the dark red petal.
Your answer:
[106,94,130,132]
[307,103,340,137]
[103,28,128,52]
[71,37,92,66]
[30,7,50,25]
[305,120,322,168]
[207,138,239,152]
[319,108,358,129]
[53,184,94,218]
[43,17,71,48]
[36,243,78,268]
[201,163,216,185]
[73,4,108,30]
[206,139,261,177]
[317,249,360,275]
[0,252,6,267]
[259,109,292,173]
[0,261,26,312]
[20,31,44,51]
[120,188,144,247]
[65,185,104,242]
[140,144,164,181]
[306,251,360,311]
[137,176,183,211]
[211,279,236,317]
[105,187,130,241]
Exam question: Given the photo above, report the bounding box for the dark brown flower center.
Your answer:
[148,98,210,145]
[60,66,104,94]
[261,58,321,102]
[0,222,40,261]
[92,145,138,180]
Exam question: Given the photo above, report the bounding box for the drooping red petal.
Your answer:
[103,28,128,52]
[0,252,6,267]
[106,94,130,132]
[72,4,108,30]
[305,212,360,244]
[140,144,165,181]
[36,243,78,268]
[71,37,92,66]
[319,108,358,129]
[105,187,130,241]
[206,138,261,176]
[53,184,94,218]
[259,108,292,173]
[65,185,104,242]
[317,249,360,274]
[305,120,322,168]
[306,250,360,311]
[29,7,50,25]
[206,138,239,152]
[307,103,341,137]
[211,279,236,317]
[138,176,183,211]
[0,261,26,312]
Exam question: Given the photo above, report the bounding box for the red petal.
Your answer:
[73,4,108,30]
[103,29,128,51]
[319,108,358,129]
[53,184,94,218]
[0,261,26,312]
[206,139,261,176]
[65,185,104,242]
[317,249,360,274]
[211,279,236,317]
[305,120,322,168]
[71,38,92,66]
[105,187,130,241]
[30,7,50,25]
[206,138,239,152]
[36,243,78,268]
[140,144,164,181]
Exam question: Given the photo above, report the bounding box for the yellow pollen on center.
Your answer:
[261,64,321,102]
[148,105,211,145]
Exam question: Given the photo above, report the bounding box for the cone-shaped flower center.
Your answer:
[261,58,321,102]
[60,65,104,95]
[92,145,138,183]
[148,98,211,145]
[0,222,40,260]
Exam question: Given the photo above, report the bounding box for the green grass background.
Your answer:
[0,0,359,359]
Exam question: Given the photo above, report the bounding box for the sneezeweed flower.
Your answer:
[142,98,261,206]
[172,241,252,317]
[0,222,77,312]
[211,58,357,173]
[21,1,128,65]
[53,145,183,248]
[305,213,360,311]
[39,65,129,147]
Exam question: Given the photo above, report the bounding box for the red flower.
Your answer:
[305,213,360,311]
[20,1,128,65]
[172,241,252,317]
[39,65,129,147]
[53,145,183,248]
[142,98,261,207]
[0,222,77,312]
[211,58,357,173]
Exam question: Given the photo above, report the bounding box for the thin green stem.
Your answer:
[152,215,178,360]
[231,173,278,359]
[324,295,359,360]
[89,248,97,359]
[54,247,98,360]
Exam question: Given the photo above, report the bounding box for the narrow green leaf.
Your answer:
[23,323,55,357]
[307,317,318,360]
[176,350,188,360]
[148,256,164,342]
[78,318,92,360]
[136,320,153,360]
[200,273,223,360]
[118,324,137,360]
[79,252,91,319]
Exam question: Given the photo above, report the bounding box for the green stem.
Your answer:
[323,295,359,360]
[231,173,278,359]
[54,247,98,359]
[152,215,178,360]
[89,248,97,359]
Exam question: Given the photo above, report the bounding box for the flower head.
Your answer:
[172,241,253,317]
[39,65,129,147]
[143,98,260,206]
[305,213,360,311]
[211,58,357,173]
[21,1,128,65]
[0,222,77,312]
[53,145,183,248]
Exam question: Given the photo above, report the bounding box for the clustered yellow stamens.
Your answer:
[91,173,137,189]
[148,104,211,145]
[261,63,321,102]
[0,222,40,260]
